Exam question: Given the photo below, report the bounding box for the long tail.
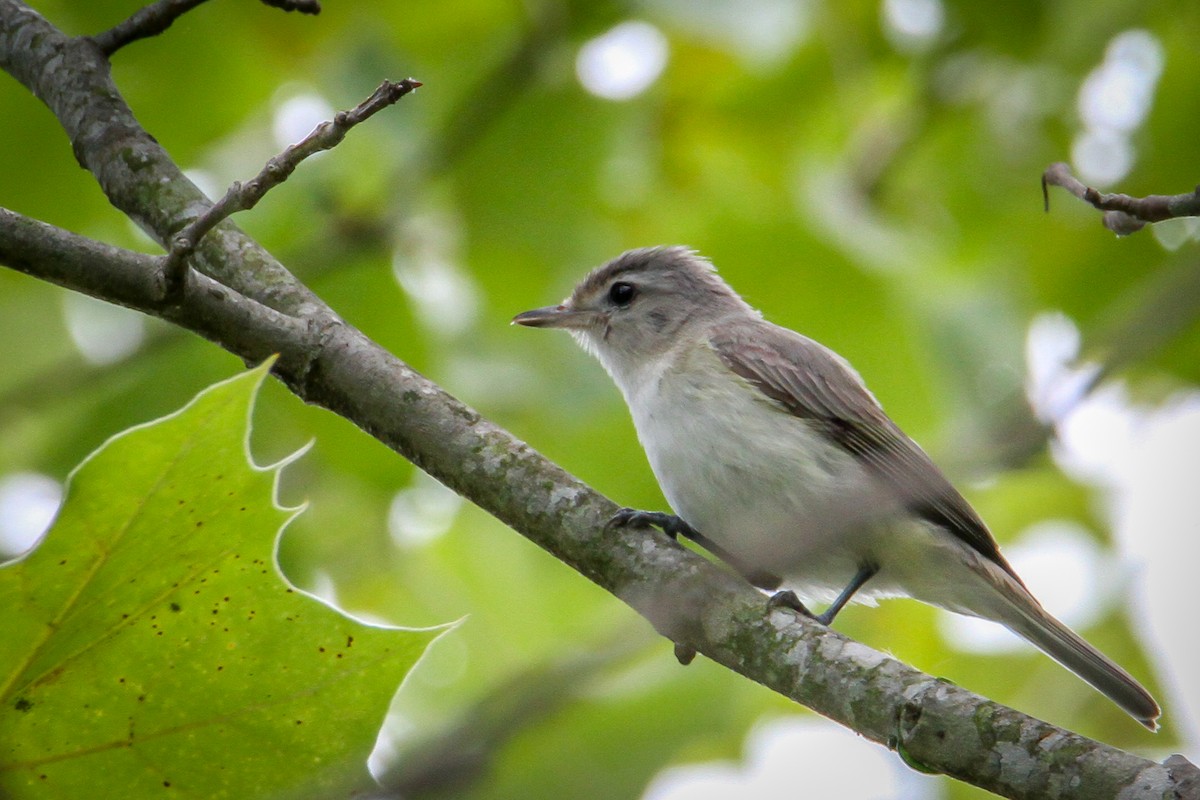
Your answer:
[991,579,1160,730]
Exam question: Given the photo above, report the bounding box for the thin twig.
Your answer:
[2,1,319,314]
[91,0,213,55]
[1042,162,1200,236]
[259,0,321,12]
[92,0,319,55]
[161,78,422,300]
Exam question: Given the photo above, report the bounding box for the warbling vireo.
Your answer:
[513,246,1160,729]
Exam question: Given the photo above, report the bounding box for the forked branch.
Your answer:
[161,78,422,299]
[1042,162,1200,235]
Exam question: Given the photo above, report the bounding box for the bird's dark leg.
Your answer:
[608,508,782,590]
[817,563,878,625]
[769,563,878,625]
[809,563,882,625]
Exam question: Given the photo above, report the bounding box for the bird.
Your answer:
[512,245,1160,730]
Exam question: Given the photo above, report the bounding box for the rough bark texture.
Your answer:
[1,2,1195,798]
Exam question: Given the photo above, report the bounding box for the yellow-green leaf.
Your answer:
[0,361,441,799]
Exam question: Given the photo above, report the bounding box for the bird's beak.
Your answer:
[511,304,594,329]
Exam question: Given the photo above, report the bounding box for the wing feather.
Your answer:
[709,319,1021,583]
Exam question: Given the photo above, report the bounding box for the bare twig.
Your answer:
[91,0,213,55]
[1,0,317,314]
[161,78,422,300]
[92,0,318,55]
[259,0,321,12]
[1042,162,1200,236]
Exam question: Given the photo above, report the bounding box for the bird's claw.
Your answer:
[768,590,845,625]
[609,508,782,591]
[768,590,817,620]
[607,508,696,540]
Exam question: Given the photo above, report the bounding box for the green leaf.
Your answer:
[0,361,441,799]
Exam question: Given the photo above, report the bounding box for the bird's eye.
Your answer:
[609,281,636,307]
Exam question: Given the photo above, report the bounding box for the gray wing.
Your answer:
[709,319,1021,583]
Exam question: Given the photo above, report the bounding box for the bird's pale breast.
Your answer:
[622,341,892,600]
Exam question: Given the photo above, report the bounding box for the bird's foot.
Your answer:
[768,589,810,615]
[767,590,845,626]
[607,508,698,541]
[608,508,782,591]
[768,589,838,625]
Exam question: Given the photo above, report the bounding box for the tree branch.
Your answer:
[0,3,1192,798]
[1042,162,1200,235]
[258,0,320,14]
[90,0,212,55]
[91,0,319,56]
[162,78,421,298]
[0,0,317,316]
[0,209,315,374]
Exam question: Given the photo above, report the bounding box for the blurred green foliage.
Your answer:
[2,1,1197,797]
